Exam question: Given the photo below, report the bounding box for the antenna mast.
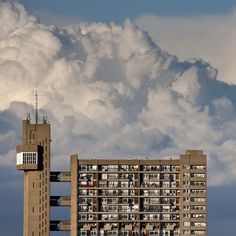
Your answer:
[34,84,39,124]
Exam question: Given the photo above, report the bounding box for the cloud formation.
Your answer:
[136,13,236,85]
[1,2,236,186]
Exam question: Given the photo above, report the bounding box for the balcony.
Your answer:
[79,183,94,188]
[79,165,98,172]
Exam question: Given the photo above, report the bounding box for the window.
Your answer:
[183,214,190,218]
[150,231,159,236]
[191,197,205,202]
[150,198,159,204]
[183,197,190,202]
[149,174,159,179]
[183,173,190,178]
[108,174,118,179]
[183,164,190,169]
[190,205,206,211]
[191,165,205,170]
[162,214,170,220]
[108,231,117,236]
[108,181,119,187]
[192,222,206,227]
[183,205,190,210]
[184,222,190,226]
[108,165,118,171]
[120,181,128,187]
[191,189,206,194]
[191,231,206,235]
[79,214,87,220]
[80,230,87,236]
[119,190,128,196]
[161,165,170,171]
[183,230,190,234]
[120,231,128,236]
[191,214,206,218]
[191,181,206,186]
[183,181,190,186]
[80,165,87,171]
[120,165,129,171]
[17,152,38,165]
[183,189,190,194]
[191,173,205,178]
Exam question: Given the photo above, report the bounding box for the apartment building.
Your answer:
[16,118,207,236]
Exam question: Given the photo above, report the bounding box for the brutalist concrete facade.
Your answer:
[17,119,51,236]
[17,119,207,236]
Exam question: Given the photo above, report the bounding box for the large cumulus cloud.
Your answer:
[1,2,236,186]
[136,13,236,85]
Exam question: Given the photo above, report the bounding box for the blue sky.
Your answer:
[22,0,236,23]
[1,1,236,236]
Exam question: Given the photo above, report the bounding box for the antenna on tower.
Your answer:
[34,84,39,124]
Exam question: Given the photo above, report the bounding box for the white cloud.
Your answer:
[0,149,16,167]
[172,67,201,104]
[136,13,236,85]
[1,2,236,186]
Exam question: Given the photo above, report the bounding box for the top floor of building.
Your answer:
[75,150,206,173]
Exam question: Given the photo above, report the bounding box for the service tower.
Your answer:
[16,117,51,236]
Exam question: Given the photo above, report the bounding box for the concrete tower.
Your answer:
[16,117,51,236]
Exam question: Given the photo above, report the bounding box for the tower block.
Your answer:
[16,118,51,236]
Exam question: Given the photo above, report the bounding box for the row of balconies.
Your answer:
[78,182,205,188]
[78,214,182,221]
[78,183,182,189]
[78,165,183,172]
[76,230,207,236]
[73,205,179,213]
[77,193,181,197]
[78,180,205,189]
[78,198,180,206]
[89,174,179,180]
[77,212,206,221]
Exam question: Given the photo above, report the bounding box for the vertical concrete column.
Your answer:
[179,150,207,235]
[70,154,78,236]
[23,173,29,236]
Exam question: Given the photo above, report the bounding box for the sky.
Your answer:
[0,0,236,235]
[18,0,236,22]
